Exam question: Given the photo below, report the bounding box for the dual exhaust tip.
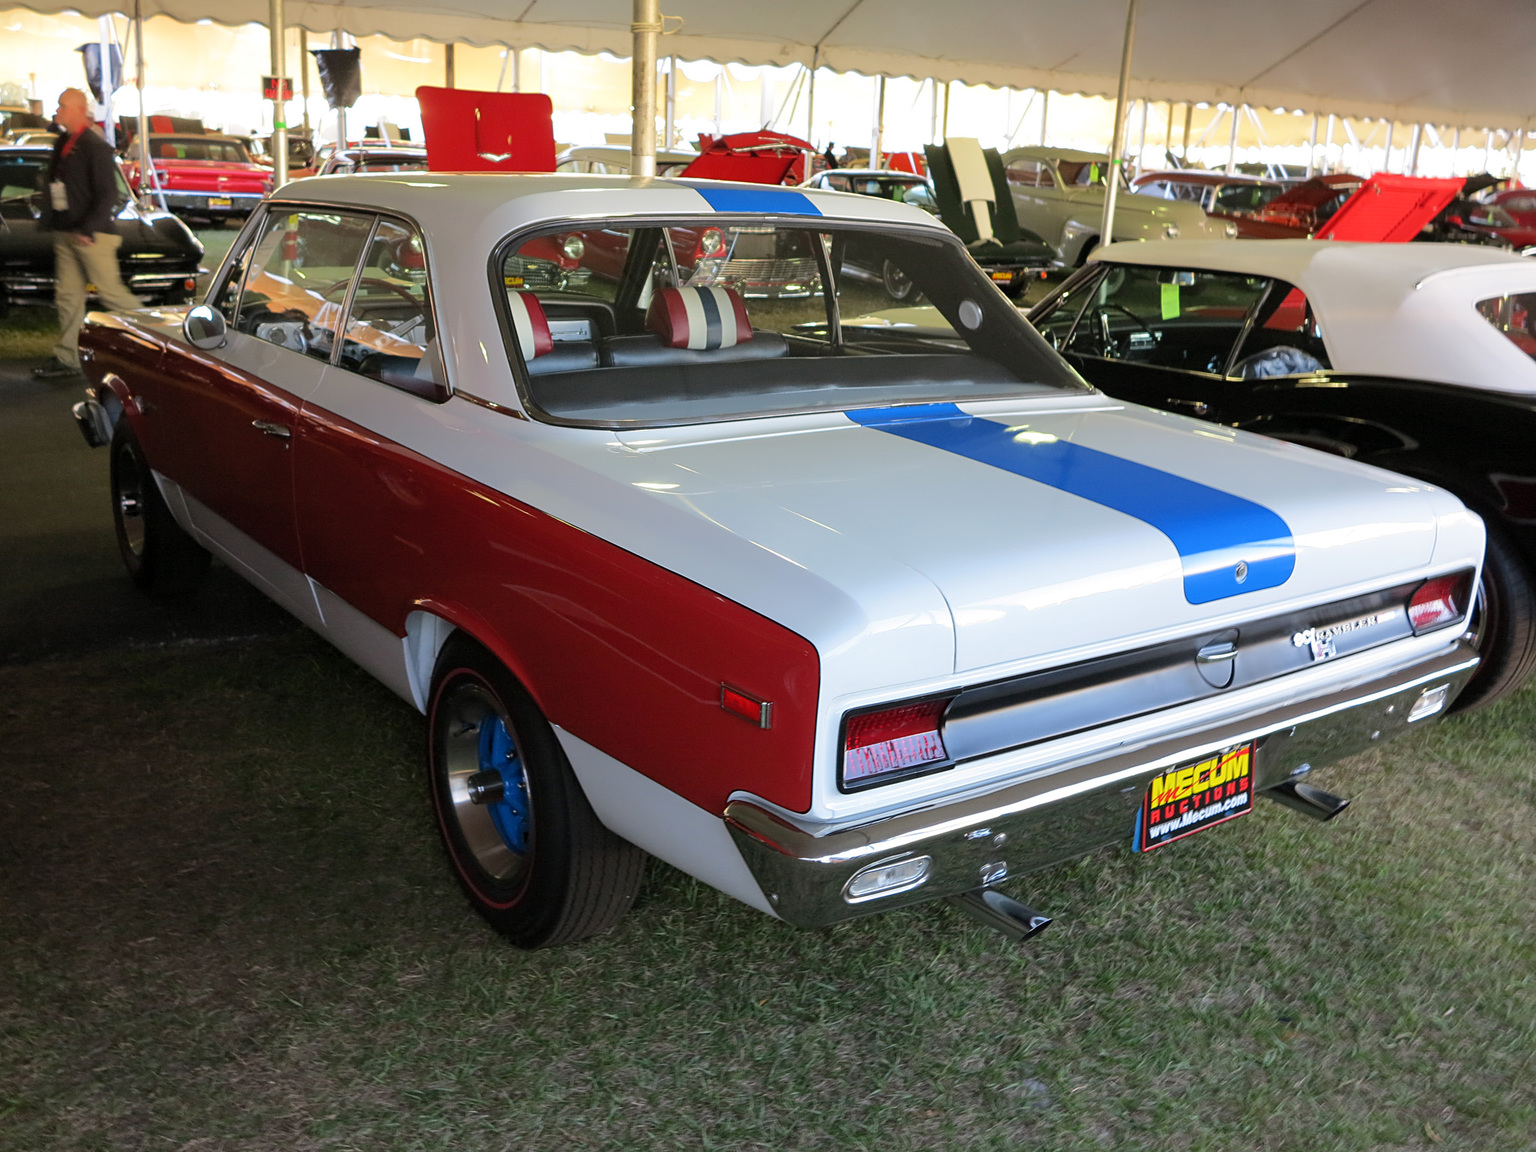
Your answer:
[947,778,1349,946]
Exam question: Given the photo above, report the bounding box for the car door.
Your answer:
[154,205,374,586]
[293,213,450,634]
[1030,261,1275,421]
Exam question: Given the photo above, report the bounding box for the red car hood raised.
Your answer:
[1316,174,1464,242]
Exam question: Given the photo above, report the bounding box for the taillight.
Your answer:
[1408,570,1475,634]
[842,697,952,788]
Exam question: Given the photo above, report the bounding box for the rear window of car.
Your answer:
[492,219,1085,427]
[154,137,252,163]
[1476,293,1536,361]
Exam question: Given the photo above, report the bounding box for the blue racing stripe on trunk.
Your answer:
[847,403,1295,604]
[692,187,822,215]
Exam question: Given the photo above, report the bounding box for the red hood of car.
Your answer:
[1315,174,1463,242]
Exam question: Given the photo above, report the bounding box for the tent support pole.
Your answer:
[1180,103,1191,162]
[1039,88,1049,146]
[1323,113,1334,173]
[1382,119,1395,172]
[1099,0,1137,248]
[1450,126,1461,175]
[805,50,818,148]
[1306,112,1319,177]
[630,0,659,177]
[1132,97,1147,178]
[445,43,455,88]
[1408,123,1422,175]
[1224,103,1240,174]
[871,75,885,169]
[664,57,676,148]
[298,29,310,134]
[132,0,159,211]
[942,80,953,139]
[268,0,287,189]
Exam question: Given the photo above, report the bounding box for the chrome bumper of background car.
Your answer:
[724,639,1477,928]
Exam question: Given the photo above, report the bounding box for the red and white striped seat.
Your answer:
[507,291,554,360]
[646,286,754,350]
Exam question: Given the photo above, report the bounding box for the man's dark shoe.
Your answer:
[31,358,81,380]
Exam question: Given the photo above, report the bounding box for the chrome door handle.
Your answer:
[1165,398,1211,417]
[1196,642,1237,664]
[252,420,291,440]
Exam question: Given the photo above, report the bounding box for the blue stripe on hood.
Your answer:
[846,403,1295,604]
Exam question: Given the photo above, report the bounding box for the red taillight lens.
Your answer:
[1408,570,1474,633]
[843,698,950,787]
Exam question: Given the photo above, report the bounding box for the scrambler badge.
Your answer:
[1137,743,1254,851]
[1293,609,1394,663]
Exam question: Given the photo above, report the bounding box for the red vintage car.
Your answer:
[1444,186,1536,251]
[124,132,272,223]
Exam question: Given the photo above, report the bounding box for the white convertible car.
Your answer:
[72,174,1482,949]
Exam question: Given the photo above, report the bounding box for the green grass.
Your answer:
[1,631,1532,1151]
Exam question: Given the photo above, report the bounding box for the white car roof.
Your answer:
[275,171,947,232]
[1093,239,1536,394]
[1003,147,1110,165]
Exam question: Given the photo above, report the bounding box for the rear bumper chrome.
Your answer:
[725,638,1477,927]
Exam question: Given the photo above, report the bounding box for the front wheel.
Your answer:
[427,638,645,948]
[1451,525,1536,713]
[109,420,209,595]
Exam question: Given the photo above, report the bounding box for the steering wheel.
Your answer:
[1087,301,1157,355]
[319,276,423,310]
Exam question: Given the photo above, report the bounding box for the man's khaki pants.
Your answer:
[52,232,141,368]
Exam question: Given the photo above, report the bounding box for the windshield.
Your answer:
[494,219,1084,427]
[1056,159,1130,191]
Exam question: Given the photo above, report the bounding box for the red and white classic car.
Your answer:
[72,174,1484,949]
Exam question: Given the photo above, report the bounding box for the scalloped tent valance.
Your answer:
[17,0,1536,129]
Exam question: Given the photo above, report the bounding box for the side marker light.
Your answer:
[720,684,772,729]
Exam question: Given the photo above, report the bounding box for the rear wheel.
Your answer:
[1451,524,1536,713]
[881,259,914,301]
[109,420,209,595]
[427,637,645,948]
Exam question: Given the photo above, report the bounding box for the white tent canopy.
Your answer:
[21,0,1536,128]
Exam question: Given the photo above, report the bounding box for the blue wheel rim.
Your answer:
[477,713,531,855]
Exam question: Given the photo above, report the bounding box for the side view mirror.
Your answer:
[183,304,228,350]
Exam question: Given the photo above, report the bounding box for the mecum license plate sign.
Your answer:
[1137,743,1254,851]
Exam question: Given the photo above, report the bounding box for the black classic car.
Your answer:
[1026,238,1536,712]
[1,144,204,310]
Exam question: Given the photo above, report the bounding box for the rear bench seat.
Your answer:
[509,286,786,375]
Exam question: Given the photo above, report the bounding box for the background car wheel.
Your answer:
[109,420,210,595]
[427,637,645,948]
[881,259,914,301]
[1450,524,1536,713]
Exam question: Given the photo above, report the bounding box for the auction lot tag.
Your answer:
[1136,743,1254,851]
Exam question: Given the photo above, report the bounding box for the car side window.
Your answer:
[901,183,939,214]
[1475,293,1536,362]
[338,217,443,397]
[1006,160,1052,188]
[1229,280,1330,377]
[234,208,374,366]
[1055,263,1273,375]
